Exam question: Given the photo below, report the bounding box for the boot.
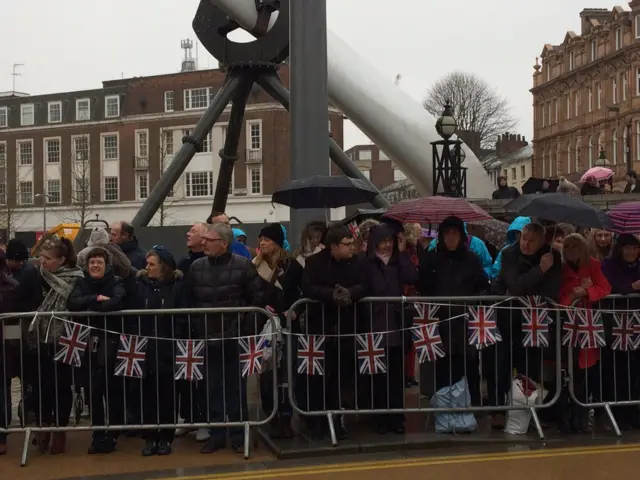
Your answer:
[280,416,294,439]
[49,432,66,455]
[569,404,586,433]
[35,431,51,453]
[490,413,505,430]
[0,435,7,456]
[268,416,282,439]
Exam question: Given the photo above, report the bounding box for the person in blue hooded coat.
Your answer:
[428,223,494,278]
[207,213,252,259]
[489,217,531,280]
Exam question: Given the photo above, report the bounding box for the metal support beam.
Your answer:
[131,72,243,227]
[258,71,390,209]
[211,74,256,215]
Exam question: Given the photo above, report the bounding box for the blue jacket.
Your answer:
[232,240,252,259]
[428,224,494,278]
[489,216,531,280]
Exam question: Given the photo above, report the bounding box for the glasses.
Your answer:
[340,241,356,248]
[202,237,223,243]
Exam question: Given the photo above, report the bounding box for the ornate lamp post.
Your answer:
[432,101,467,197]
[594,149,609,167]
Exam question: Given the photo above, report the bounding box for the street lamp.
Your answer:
[431,101,467,197]
[35,193,52,233]
[595,149,609,167]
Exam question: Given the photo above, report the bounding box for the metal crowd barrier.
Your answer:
[285,296,563,446]
[0,307,278,465]
[565,294,640,437]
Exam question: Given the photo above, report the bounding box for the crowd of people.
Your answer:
[0,209,639,460]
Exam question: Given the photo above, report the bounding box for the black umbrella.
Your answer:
[506,193,612,229]
[272,175,380,209]
[342,208,388,226]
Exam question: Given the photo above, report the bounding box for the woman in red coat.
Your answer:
[558,233,611,432]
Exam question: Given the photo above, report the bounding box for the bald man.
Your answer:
[177,222,207,273]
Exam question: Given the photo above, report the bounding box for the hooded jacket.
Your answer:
[428,223,493,278]
[489,216,531,279]
[77,228,133,279]
[601,235,640,295]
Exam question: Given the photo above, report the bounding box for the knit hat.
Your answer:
[151,245,176,270]
[259,223,285,247]
[87,228,109,247]
[616,233,640,248]
[5,239,29,261]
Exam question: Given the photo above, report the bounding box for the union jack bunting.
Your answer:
[412,323,445,363]
[238,335,266,377]
[562,310,581,347]
[413,302,440,326]
[576,309,605,349]
[467,306,501,349]
[297,335,325,375]
[611,313,639,351]
[114,335,148,378]
[175,339,205,381]
[356,333,386,374]
[54,322,91,367]
[520,296,551,348]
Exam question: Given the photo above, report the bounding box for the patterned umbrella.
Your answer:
[382,196,492,224]
[607,202,640,234]
[580,167,614,183]
[468,218,509,249]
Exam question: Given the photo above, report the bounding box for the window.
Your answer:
[46,179,61,204]
[76,98,90,121]
[135,130,149,168]
[393,169,406,182]
[588,136,593,167]
[185,171,214,197]
[18,140,33,165]
[104,95,120,118]
[597,83,602,109]
[503,169,508,179]
[547,102,551,124]
[0,106,7,128]
[616,28,623,50]
[73,176,90,203]
[613,131,618,165]
[636,67,640,96]
[0,183,5,205]
[184,87,212,110]
[545,64,550,82]
[590,39,597,61]
[162,130,174,155]
[636,15,640,38]
[566,94,570,119]
[72,135,89,161]
[511,167,516,181]
[164,91,174,112]
[569,51,575,71]
[102,134,118,161]
[520,165,526,178]
[588,87,593,112]
[575,139,581,171]
[613,77,618,104]
[554,99,558,123]
[567,148,571,174]
[45,138,61,163]
[248,121,262,149]
[359,149,372,161]
[248,166,262,195]
[379,150,389,161]
[202,131,213,153]
[624,127,629,164]
[0,142,5,168]
[48,101,62,123]
[636,122,640,161]
[574,91,579,116]
[623,73,628,101]
[20,104,34,126]
[136,173,149,200]
[541,104,546,127]
[360,169,370,180]
[18,181,33,205]
[103,176,119,201]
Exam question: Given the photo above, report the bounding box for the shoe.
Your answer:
[142,440,157,457]
[88,435,116,455]
[0,442,6,456]
[195,428,210,442]
[491,414,505,430]
[157,440,172,456]
[268,417,282,439]
[405,377,418,388]
[200,437,225,454]
[390,422,405,435]
[375,421,388,435]
[49,432,66,455]
[280,416,294,439]
[231,442,244,454]
[35,432,51,453]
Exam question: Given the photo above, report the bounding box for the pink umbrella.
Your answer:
[580,167,613,183]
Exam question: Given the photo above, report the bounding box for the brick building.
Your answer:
[483,133,533,190]
[343,144,406,190]
[0,66,344,235]
[532,4,640,180]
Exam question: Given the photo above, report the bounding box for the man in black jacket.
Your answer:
[109,221,146,270]
[492,176,520,200]
[177,222,207,274]
[183,222,265,454]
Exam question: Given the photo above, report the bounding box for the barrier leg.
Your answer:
[243,423,250,459]
[20,428,31,467]
[326,412,338,446]
[604,404,622,437]
[530,407,545,440]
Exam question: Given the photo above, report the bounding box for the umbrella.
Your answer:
[271,175,380,209]
[342,207,388,226]
[468,218,509,249]
[580,167,613,183]
[506,193,612,229]
[521,177,558,194]
[382,196,493,224]
[607,202,640,234]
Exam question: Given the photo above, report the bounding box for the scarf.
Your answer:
[31,265,84,343]
[296,245,323,268]
[253,256,283,291]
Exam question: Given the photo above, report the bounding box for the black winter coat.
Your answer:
[119,237,147,270]
[183,252,266,339]
[177,250,205,274]
[258,257,304,330]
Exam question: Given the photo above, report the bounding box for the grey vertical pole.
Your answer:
[289,0,329,247]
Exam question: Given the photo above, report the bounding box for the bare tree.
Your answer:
[56,153,95,226]
[422,71,518,149]
[155,135,181,226]
[0,166,27,240]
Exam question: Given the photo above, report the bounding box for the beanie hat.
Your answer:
[151,245,176,270]
[616,233,640,248]
[6,239,29,261]
[259,223,285,248]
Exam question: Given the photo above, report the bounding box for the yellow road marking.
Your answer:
[161,443,640,480]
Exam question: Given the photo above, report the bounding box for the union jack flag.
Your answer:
[348,221,361,238]
[175,339,205,381]
[576,309,605,349]
[238,335,266,377]
[412,323,445,363]
[563,310,581,347]
[467,306,501,349]
[54,322,91,367]
[356,333,386,374]
[297,335,325,375]
[611,313,639,351]
[114,335,148,378]
[413,302,440,326]
[520,296,551,348]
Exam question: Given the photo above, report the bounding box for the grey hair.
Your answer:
[206,222,234,246]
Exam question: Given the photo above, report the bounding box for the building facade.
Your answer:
[484,133,533,190]
[343,144,407,190]
[532,4,640,180]
[0,67,344,235]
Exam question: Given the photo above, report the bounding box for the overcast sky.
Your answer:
[1,0,605,148]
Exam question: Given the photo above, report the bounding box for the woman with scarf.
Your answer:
[254,223,303,438]
[588,229,613,262]
[295,221,326,268]
[30,237,84,454]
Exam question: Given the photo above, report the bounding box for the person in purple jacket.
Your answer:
[600,233,640,430]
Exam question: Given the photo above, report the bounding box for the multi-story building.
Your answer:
[343,144,406,190]
[483,133,533,190]
[0,66,344,236]
[532,4,640,180]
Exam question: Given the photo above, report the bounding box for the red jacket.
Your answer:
[558,257,611,368]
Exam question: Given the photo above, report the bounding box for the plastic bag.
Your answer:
[260,314,281,372]
[504,374,548,435]
[430,377,477,433]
